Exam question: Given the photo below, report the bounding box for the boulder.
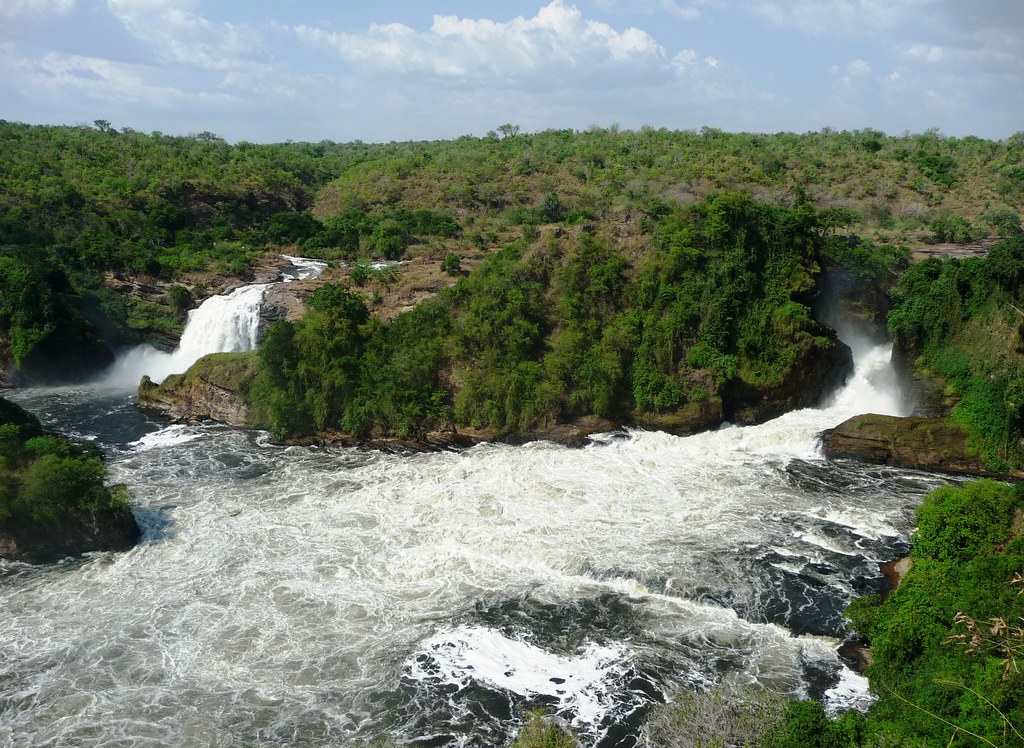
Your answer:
[0,504,140,563]
[820,413,1017,477]
[138,367,252,426]
[726,334,853,424]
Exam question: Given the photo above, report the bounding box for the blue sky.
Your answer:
[1,0,1021,143]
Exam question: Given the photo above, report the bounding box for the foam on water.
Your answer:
[127,424,203,452]
[407,626,628,731]
[824,667,873,716]
[0,338,949,746]
[279,255,328,281]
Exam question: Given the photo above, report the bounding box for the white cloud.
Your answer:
[593,0,705,21]
[0,44,237,108]
[746,0,930,36]
[846,58,871,76]
[0,0,75,21]
[294,1,671,87]
[831,58,872,87]
[901,43,945,64]
[105,0,266,71]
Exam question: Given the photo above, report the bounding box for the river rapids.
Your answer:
[0,274,952,747]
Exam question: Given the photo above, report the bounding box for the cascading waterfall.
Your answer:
[100,283,269,387]
[98,256,324,387]
[0,328,948,748]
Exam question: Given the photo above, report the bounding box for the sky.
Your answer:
[1,0,1021,144]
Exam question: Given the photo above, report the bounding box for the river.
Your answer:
[0,274,951,747]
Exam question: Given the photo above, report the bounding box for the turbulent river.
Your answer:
[0,275,952,746]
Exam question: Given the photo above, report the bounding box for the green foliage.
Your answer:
[912,150,958,187]
[888,239,1024,470]
[911,480,1021,563]
[978,203,1019,235]
[847,480,1024,747]
[167,284,193,316]
[823,236,910,285]
[0,396,128,529]
[369,218,409,260]
[1,122,1019,380]
[929,213,974,244]
[511,710,578,748]
[17,454,108,522]
[264,211,323,244]
[440,253,462,275]
[247,195,847,439]
[762,700,838,748]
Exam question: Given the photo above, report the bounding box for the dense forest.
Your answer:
[2,120,1022,382]
[3,120,1024,745]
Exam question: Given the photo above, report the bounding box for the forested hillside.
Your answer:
[2,121,1022,383]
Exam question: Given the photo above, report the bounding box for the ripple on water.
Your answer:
[0,346,953,746]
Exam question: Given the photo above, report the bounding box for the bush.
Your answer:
[643,687,787,747]
[911,479,1020,563]
[441,253,462,276]
[511,710,578,748]
[15,454,109,522]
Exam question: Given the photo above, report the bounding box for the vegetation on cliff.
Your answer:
[0,396,138,561]
[888,236,1024,471]
[844,479,1024,746]
[214,193,864,439]
[2,121,1021,380]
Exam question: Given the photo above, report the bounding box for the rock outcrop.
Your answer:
[821,413,1019,477]
[138,354,254,426]
[0,396,141,562]
[725,333,853,424]
[0,504,140,563]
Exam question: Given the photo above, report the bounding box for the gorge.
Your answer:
[0,279,952,746]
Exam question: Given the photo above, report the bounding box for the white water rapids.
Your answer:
[0,306,954,746]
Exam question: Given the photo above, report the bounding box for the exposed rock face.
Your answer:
[138,371,251,426]
[726,334,853,424]
[635,397,725,435]
[0,505,140,563]
[258,278,320,340]
[821,413,1016,477]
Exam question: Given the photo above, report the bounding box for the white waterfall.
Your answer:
[98,256,326,388]
[100,283,269,387]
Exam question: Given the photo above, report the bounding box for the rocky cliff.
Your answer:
[137,352,257,426]
[0,503,140,563]
[820,413,1020,478]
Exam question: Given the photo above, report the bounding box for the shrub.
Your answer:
[911,479,1020,563]
[441,253,462,276]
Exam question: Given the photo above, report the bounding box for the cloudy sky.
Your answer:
[1,0,1021,143]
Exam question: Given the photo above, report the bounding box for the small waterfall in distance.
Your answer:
[100,284,269,387]
[99,256,325,388]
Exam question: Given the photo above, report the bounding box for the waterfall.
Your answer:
[99,283,269,387]
[97,256,326,388]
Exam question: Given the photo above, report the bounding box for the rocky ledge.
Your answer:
[821,413,1022,478]
[0,504,140,563]
[138,352,256,427]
